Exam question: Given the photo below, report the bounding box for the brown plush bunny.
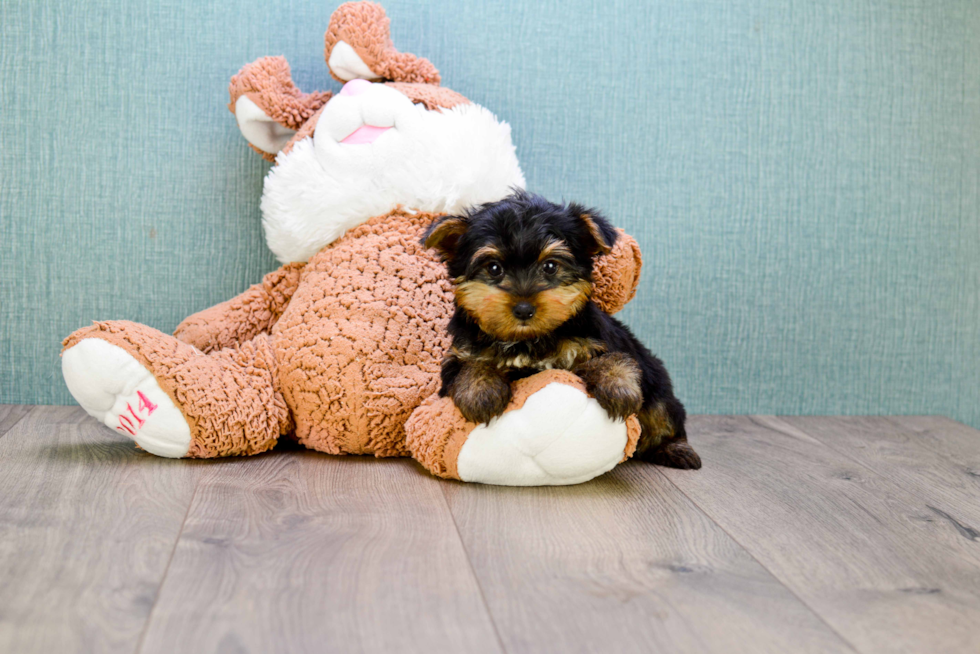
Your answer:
[61,1,644,485]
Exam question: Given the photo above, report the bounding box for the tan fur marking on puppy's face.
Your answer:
[456,279,592,341]
[537,239,573,262]
[472,245,502,262]
[456,280,524,340]
[531,280,593,334]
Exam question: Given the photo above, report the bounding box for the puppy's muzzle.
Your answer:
[512,301,536,321]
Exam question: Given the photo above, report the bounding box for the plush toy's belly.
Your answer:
[271,209,454,456]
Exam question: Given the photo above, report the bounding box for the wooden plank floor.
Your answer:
[1,407,978,654]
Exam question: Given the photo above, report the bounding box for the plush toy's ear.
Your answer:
[325,1,441,85]
[234,96,298,155]
[592,229,642,315]
[571,206,618,256]
[422,216,468,262]
[228,56,332,159]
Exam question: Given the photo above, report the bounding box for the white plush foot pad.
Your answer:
[456,382,628,486]
[62,339,192,458]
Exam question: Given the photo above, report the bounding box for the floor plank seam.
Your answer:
[773,416,894,481]
[651,466,863,654]
[133,472,202,654]
[0,406,33,440]
[438,483,509,654]
[755,416,896,482]
[882,415,978,470]
[773,416,977,529]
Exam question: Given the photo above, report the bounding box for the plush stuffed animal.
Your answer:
[61,1,644,485]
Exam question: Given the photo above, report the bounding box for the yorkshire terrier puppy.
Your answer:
[422,191,701,470]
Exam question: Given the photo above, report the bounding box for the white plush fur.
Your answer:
[260,82,525,263]
[455,383,629,486]
[239,80,630,486]
[62,339,192,458]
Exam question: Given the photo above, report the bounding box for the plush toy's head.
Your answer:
[229,2,525,263]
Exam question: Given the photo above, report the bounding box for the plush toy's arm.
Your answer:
[174,262,305,353]
[229,56,333,161]
[592,229,643,315]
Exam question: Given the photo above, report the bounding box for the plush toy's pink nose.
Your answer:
[340,79,372,97]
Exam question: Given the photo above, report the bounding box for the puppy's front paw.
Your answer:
[576,353,643,420]
[593,379,643,421]
[450,369,512,424]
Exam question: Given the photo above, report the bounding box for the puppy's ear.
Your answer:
[422,215,468,262]
[573,207,618,256]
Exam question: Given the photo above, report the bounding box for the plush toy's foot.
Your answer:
[62,321,290,459]
[62,338,192,457]
[406,370,640,486]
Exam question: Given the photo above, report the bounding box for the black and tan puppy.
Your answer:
[422,191,701,470]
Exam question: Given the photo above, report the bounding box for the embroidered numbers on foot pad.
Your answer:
[62,338,192,458]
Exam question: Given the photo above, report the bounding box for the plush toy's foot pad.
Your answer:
[406,370,641,486]
[62,338,191,458]
[458,383,628,485]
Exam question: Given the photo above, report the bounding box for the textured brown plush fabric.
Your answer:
[63,1,648,467]
[405,392,476,480]
[174,262,305,353]
[228,3,466,163]
[63,322,290,458]
[228,56,334,161]
[62,206,643,460]
[228,56,332,130]
[405,370,642,480]
[384,82,470,111]
[232,78,465,161]
[324,1,441,85]
[593,228,643,315]
[272,208,453,457]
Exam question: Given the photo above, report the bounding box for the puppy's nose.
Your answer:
[512,301,536,321]
[340,79,372,97]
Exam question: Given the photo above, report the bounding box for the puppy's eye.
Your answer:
[486,261,504,278]
[543,260,559,275]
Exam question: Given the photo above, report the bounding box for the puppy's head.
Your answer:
[423,191,618,341]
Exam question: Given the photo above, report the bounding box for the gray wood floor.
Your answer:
[1,406,979,654]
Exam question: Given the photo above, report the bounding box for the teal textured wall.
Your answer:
[2,1,978,426]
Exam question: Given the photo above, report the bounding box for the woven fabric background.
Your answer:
[2,0,978,427]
